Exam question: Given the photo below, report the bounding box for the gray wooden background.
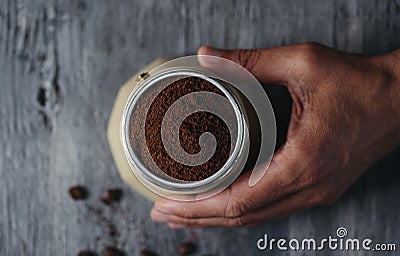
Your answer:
[1,0,399,255]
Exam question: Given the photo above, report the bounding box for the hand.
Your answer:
[150,43,400,228]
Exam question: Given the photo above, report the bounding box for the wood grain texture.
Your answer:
[0,0,399,255]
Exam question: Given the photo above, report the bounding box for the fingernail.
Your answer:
[154,204,172,215]
[168,223,187,230]
[151,212,170,222]
[198,46,221,57]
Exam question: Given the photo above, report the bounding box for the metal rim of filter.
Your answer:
[121,68,247,194]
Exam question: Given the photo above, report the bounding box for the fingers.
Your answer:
[153,187,232,219]
[152,145,306,220]
[197,45,297,85]
[152,187,317,228]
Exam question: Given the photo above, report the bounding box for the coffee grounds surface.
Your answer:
[128,76,232,181]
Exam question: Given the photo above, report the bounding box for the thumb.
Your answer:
[198,45,293,85]
[151,146,302,220]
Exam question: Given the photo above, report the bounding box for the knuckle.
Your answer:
[294,42,322,70]
[180,206,194,218]
[182,217,196,226]
[298,42,322,55]
[150,209,158,220]
[307,168,322,187]
[225,216,248,227]
[224,195,252,218]
[308,188,333,206]
[235,49,261,72]
[299,41,321,51]
[296,164,322,189]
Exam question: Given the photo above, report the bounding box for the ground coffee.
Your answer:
[128,76,233,181]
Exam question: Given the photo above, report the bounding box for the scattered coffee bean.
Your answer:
[101,188,123,205]
[77,251,97,256]
[103,246,123,256]
[178,242,197,256]
[140,249,158,256]
[69,185,88,200]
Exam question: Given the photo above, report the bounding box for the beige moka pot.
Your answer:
[107,56,276,202]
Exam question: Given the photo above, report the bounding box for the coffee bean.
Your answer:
[103,246,123,256]
[77,251,97,256]
[178,242,197,255]
[69,186,88,200]
[140,249,157,256]
[101,188,123,205]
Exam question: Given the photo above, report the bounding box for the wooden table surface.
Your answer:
[1,0,399,255]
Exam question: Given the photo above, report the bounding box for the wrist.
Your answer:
[385,50,400,144]
[370,50,400,146]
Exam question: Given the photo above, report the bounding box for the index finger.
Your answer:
[197,45,298,85]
